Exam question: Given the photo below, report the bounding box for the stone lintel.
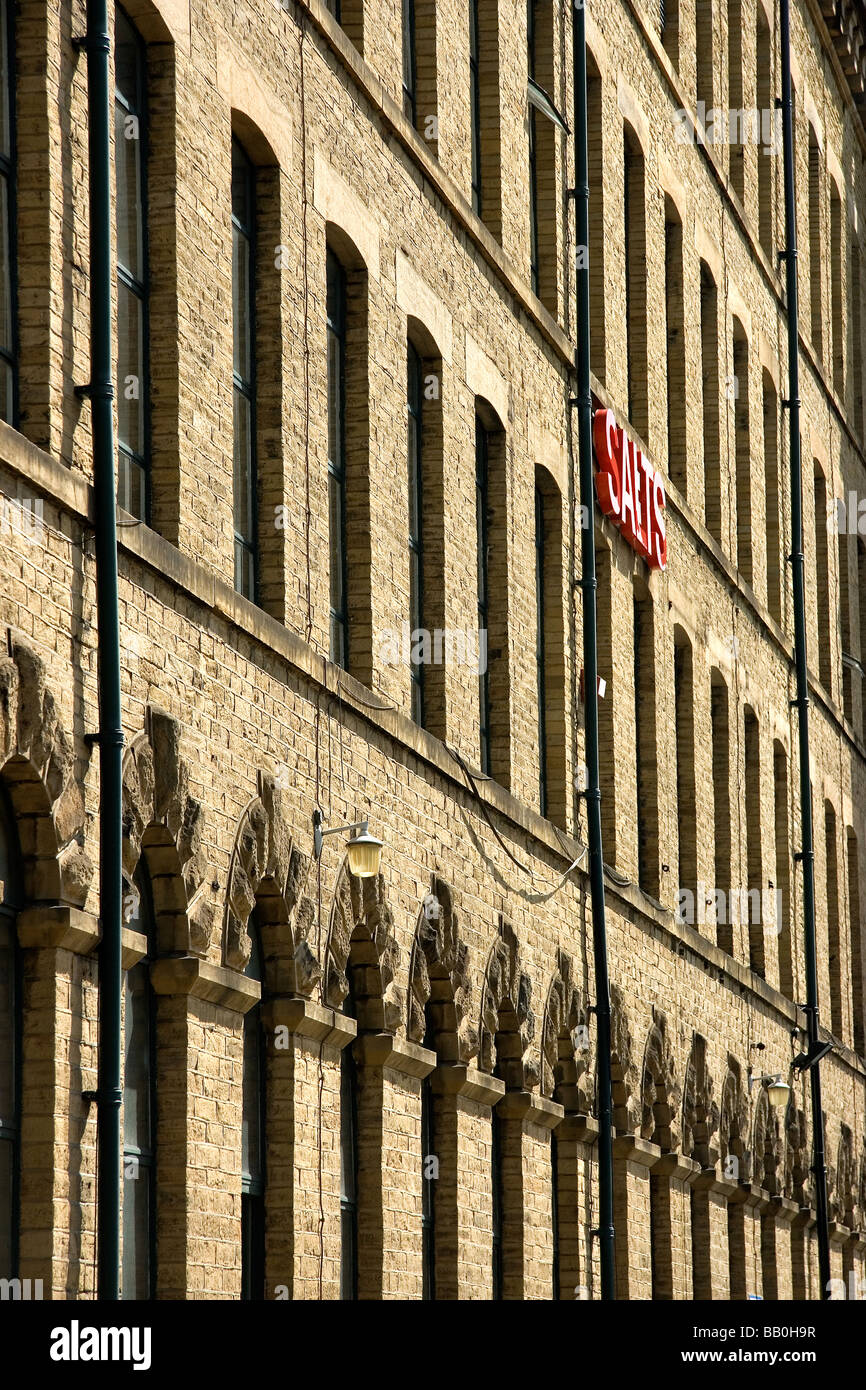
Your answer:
[262,996,357,1049]
[430,1064,505,1107]
[150,956,260,1013]
[121,927,149,971]
[612,1134,659,1168]
[495,1090,564,1131]
[17,905,100,954]
[353,1032,436,1079]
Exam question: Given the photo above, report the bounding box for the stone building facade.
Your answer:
[0,0,865,1300]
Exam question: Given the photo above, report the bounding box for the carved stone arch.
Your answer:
[752,1086,783,1195]
[832,1124,856,1226]
[540,948,591,1113]
[719,1056,750,1181]
[0,636,92,906]
[640,1007,682,1150]
[682,1033,719,1168]
[122,706,210,955]
[406,875,476,1063]
[609,981,640,1132]
[477,917,537,1090]
[784,1102,810,1205]
[222,773,319,996]
[323,860,402,1032]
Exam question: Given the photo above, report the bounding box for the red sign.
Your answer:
[592,408,667,570]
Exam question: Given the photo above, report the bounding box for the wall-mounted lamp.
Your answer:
[312,809,384,879]
[747,1068,791,1108]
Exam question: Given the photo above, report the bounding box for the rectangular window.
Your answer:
[115,8,148,519]
[407,343,425,725]
[231,138,257,602]
[476,416,491,774]
[421,1075,434,1299]
[0,0,15,427]
[327,251,350,669]
[122,871,156,1301]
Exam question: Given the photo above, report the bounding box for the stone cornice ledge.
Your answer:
[262,995,357,1048]
[17,904,100,953]
[612,1134,660,1168]
[150,955,260,1013]
[354,1032,436,1079]
[496,1089,565,1130]
[431,1064,506,1108]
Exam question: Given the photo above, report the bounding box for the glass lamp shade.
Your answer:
[767,1075,790,1108]
[346,829,383,879]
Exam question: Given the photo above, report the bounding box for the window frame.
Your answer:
[114,5,150,520]
[231,136,258,603]
[420,1071,435,1299]
[527,0,540,297]
[339,1034,359,1300]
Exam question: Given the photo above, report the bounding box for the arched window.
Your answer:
[115,7,149,519]
[773,742,793,999]
[407,341,425,725]
[744,707,763,975]
[813,461,832,694]
[491,1102,503,1299]
[763,371,782,624]
[727,0,744,203]
[232,136,257,601]
[633,581,659,899]
[808,126,823,361]
[0,0,16,426]
[0,787,21,1280]
[732,318,752,583]
[402,0,417,123]
[122,865,157,1299]
[339,995,359,1300]
[326,243,371,683]
[469,0,501,236]
[527,0,560,315]
[700,262,721,544]
[475,402,509,788]
[587,52,606,385]
[847,828,864,1056]
[327,248,349,669]
[695,0,714,112]
[535,468,565,824]
[831,180,844,398]
[420,1068,434,1299]
[711,669,732,955]
[660,0,679,69]
[664,197,686,494]
[241,918,265,1300]
[674,628,696,918]
[825,803,843,1040]
[756,6,772,256]
[623,124,647,440]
